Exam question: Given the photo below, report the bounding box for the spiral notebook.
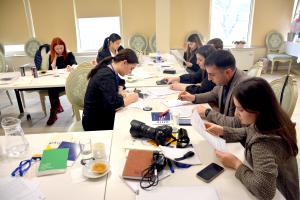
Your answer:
[151,112,172,125]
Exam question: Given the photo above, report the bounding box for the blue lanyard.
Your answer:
[11,156,41,177]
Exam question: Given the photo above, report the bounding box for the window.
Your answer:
[77,17,121,52]
[210,0,254,46]
[4,45,25,55]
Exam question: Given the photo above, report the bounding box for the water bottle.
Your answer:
[1,117,29,158]
[156,50,161,63]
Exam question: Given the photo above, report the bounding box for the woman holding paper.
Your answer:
[205,77,299,200]
[82,49,139,131]
[164,45,216,94]
[183,34,202,73]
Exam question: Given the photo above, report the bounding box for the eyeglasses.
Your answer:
[11,156,41,177]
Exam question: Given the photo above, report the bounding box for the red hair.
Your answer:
[50,37,67,63]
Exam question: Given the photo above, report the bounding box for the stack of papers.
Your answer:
[191,111,227,152]
[0,177,45,200]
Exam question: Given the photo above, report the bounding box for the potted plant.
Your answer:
[232,40,246,48]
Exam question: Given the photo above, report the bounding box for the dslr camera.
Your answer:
[130,120,174,146]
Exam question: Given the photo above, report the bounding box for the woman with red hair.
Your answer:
[47,37,77,125]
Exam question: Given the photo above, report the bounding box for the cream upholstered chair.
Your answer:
[246,61,263,77]
[128,33,148,53]
[270,75,298,118]
[266,31,293,74]
[0,52,13,106]
[149,34,156,53]
[24,38,41,58]
[66,62,93,122]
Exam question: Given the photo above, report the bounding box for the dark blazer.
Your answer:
[183,51,200,73]
[185,71,216,94]
[48,52,77,70]
[82,66,124,131]
[96,46,125,88]
[96,45,124,63]
[194,69,248,117]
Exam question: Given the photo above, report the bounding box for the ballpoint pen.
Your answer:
[167,159,175,173]
[159,109,170,117]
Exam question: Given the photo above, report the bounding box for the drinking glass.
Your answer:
[80,138,92,158]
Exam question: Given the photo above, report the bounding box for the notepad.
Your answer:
[58,141,81,166]
[122,150,153,180]
[151,112,172,125]
[37,148,69,176]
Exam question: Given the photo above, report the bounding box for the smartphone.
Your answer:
[156,79,168,85]
[178,118,191,126]
[163,69,176,74]
[196,163,224,183]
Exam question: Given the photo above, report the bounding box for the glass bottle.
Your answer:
[1,117,29,158]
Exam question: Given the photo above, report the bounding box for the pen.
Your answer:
[167,159,175,173]
[159,109,170,117]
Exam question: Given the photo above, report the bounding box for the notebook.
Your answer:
[151,112,172,125]
[122,150,153,180]
[58,141,81,166]
[37,148,69,176]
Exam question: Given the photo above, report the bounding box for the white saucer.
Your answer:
[82,160,110,179]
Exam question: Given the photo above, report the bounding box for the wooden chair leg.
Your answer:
[39,93,47,116]
[271,60,275,74]
[6,90,13,105]
[287,60,292,74]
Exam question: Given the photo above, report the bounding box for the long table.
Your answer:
[0,69,69,114]
[105,88,256,200]
[0,131,112,200]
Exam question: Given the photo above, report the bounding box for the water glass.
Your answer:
[80,138,92,158]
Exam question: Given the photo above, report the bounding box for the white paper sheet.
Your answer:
[191,111,227,152]
[0,177,45,200]
[127,98,145,109]
[162,99,192,107]
[136,186,219,200]
[147,87,179,96]
[159,146,201,165]
[170,50,186,63]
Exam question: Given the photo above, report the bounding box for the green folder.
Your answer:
[37,148,69,176]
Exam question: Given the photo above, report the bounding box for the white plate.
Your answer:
[82,160,110,179]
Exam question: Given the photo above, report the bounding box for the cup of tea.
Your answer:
[93,142,106,159]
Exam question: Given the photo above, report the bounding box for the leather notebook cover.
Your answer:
[122,150,153,180]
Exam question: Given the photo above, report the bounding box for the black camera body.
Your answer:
[130,120,173,146]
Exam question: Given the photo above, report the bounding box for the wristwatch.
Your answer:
[205,108,212,117]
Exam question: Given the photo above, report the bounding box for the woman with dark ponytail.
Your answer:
[83,49,139,131]
[96,33,123,63]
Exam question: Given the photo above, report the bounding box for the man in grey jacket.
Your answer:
[178,50,248,127]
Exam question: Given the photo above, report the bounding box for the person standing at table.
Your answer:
[183,33,203,73]
[47,37,77,125]
[205,78,299,200]
[163,45,216,94]
[178,50,248,125]
[83,49,139,131]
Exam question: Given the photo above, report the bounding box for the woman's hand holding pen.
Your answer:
[178,91,195,102]
[124,92,138,106]
[204,121,224,136]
